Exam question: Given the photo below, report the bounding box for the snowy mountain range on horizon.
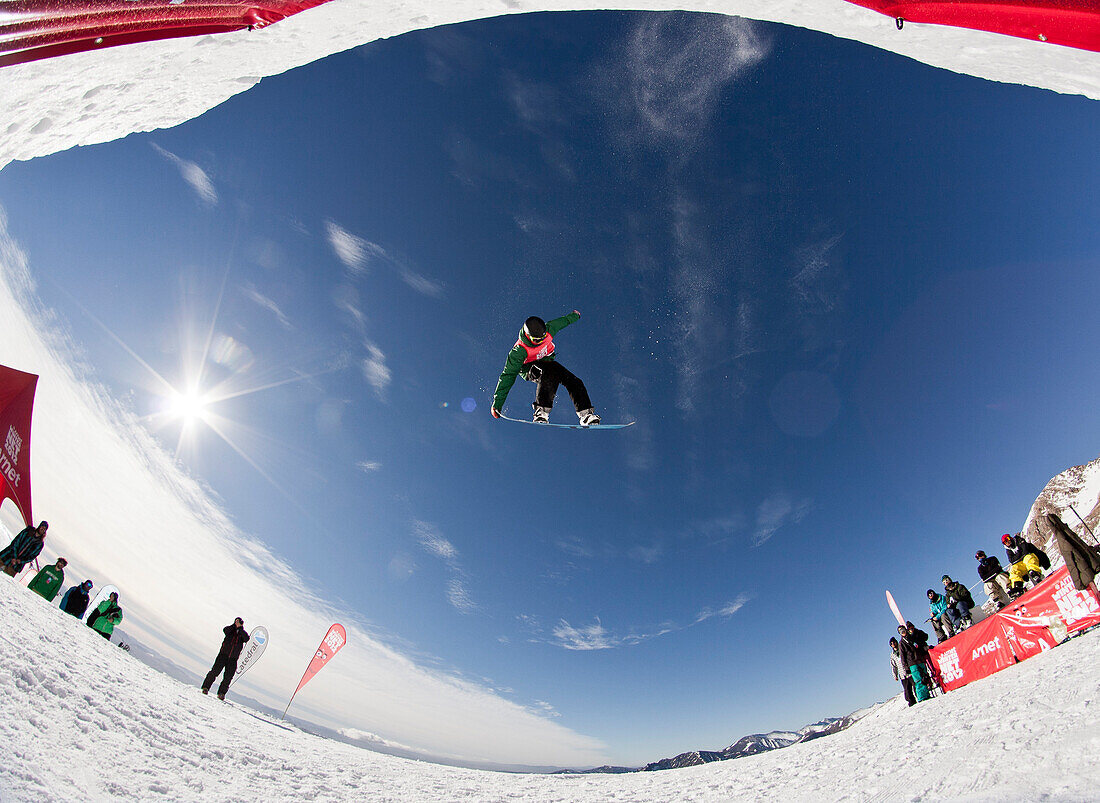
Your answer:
[563,452,1100,776]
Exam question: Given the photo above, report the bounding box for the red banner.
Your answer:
[843,1,1100,54]
[283,623,345,717]
[0,1,336,68]
[930,566,1100,691]
[0,364,38,527]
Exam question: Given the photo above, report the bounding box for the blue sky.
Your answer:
[1,11,1098,765]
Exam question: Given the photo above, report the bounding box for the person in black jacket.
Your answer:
[201,618,250,700]
[1003,533,1048,596]
[897,623,932,702]
[941,575,974,631]
[59,579,93,618]
[975,550,1012,608]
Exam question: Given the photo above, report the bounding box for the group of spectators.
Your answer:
[889,531,1052,706]
[4,517,250,702]
[1,520,124,641]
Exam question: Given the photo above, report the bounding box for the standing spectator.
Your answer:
[926,589,955,643]
[975,550,1012,608]
[890,637,915,706]
[1045,513,1100,592]
[60,579,93,618]
[1003,533,1046,596]
[27,557,67,601]
[897,623,932,702]
[201,618,251,701]
[0,520,47,576]
[86,592,123,640]
[942,575,974,631]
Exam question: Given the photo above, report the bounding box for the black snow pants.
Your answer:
[901,676,916,706]
[202,651,239,697]
[531,361,592,412]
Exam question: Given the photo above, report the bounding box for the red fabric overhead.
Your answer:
[844,0,1100,52]
[0,1,335,67]
[0,364,37,527]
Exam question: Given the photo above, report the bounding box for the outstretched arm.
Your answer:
[491,346,526,415]
[545,310,581,337]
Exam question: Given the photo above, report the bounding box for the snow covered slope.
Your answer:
[3,576,1099,800]
[1,0,1098,173]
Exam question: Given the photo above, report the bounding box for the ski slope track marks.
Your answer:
[1,578,1098,800]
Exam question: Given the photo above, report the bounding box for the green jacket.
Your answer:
[89,599,123,636]
[492,312,580,410]
[27,564,65,602]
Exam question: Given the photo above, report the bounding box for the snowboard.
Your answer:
[500,414,634,430]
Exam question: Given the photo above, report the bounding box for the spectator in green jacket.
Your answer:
[490,311,600,426]
[87,592,123,640]
[27,557,67,601]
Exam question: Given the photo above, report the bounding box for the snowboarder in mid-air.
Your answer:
[491,311,600,426]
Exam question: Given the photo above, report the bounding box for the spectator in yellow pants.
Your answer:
[1003,533,1043,598]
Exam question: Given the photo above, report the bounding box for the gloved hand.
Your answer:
[491,408,502,419]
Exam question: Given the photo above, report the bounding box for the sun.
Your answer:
[167,389,209,423]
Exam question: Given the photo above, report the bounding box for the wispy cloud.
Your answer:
[552,619,620,651]
[397,266,444,298]
[414,520,477,614]
[241,283,291,329]
[447,578,478,614]
[333,284,366,331]
[325,220,443,297]
[360,339,391,396]
[628,543,663,564]
[415,520,458,564]
[753,493,812,547]
[356,460,382,473]
[151,143,217,205]
[555,536,594,559]
[325,220,382,277]
[546,594,749,651]
[695,594,750,623]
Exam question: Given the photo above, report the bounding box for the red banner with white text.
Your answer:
[0,364,38,527]
[930,566,1100,691]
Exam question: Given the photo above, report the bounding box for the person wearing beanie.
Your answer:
[890,637,915,706]
[202,617,250,700]
[926,589,954,643]
[87,591,123,640]
[1,520,48,576]
[1003,533,1046,597]
[897,623,932,703]
[491,311,600,426]
[941,575,974,630]
[975,550,1012,608]
[60,579,94,618]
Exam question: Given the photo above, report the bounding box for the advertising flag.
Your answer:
[0,364,38,527]
[283,623,346,717]
[230,626,269,688]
